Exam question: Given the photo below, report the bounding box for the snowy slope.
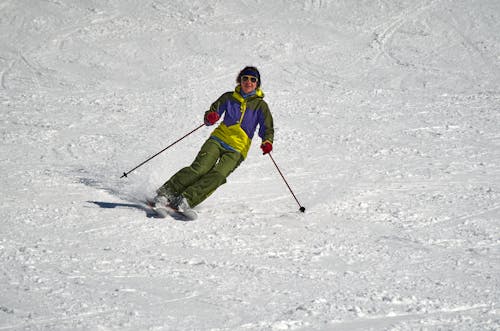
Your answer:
[1,0,499,330]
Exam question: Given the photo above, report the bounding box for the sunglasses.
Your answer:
[241,75,258,83]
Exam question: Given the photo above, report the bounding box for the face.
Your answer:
[240,75,258,94]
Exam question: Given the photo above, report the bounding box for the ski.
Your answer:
[145,199,198,221]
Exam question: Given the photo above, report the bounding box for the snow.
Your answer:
[1,0,499,330]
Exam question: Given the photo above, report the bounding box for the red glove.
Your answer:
[260,141,273,155]
[204,112,220,126]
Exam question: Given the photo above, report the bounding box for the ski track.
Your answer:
[1,0,499,330]
[370,0,437,66]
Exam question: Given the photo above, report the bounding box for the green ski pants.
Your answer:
[158,138,244,208]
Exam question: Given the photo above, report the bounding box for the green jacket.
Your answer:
[206,86,274,158]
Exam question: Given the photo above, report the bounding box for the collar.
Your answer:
[235,85,264,99]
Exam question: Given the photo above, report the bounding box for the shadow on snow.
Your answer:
[87,200,159,218]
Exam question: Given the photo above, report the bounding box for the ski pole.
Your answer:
[120,123,205,178]
[268,153,306,212]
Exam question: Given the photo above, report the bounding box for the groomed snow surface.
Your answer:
[1,0,499,330]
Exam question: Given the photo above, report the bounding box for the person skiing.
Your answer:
[153,66,274,218]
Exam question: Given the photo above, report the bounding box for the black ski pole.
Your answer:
[120,123,205,178]
[268,153,306,212]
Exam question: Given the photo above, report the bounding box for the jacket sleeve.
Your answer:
[206,92,231,118]
[258,102,274,143]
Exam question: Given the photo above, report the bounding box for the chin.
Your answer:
[242,87,254,93]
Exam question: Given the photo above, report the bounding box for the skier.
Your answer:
[153,66,274,217]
